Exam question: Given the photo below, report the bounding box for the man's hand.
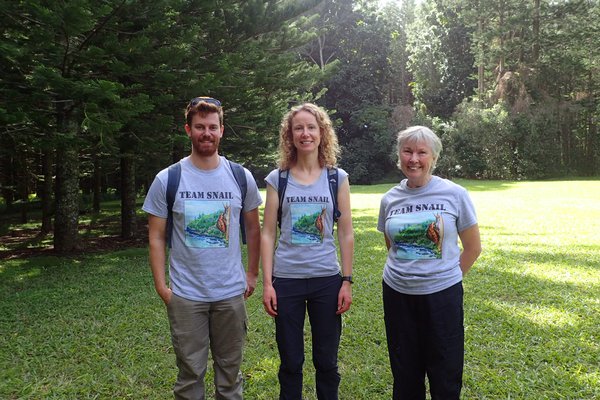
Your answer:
[245,271,258,299]
[157,286,173,305]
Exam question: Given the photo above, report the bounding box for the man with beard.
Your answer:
[143,97,262,399]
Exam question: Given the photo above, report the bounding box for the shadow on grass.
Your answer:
[462,242,599,396]
[0,250,175,399]
[0,248,147,295]
[465,257,599,396]
[478,225,600,271]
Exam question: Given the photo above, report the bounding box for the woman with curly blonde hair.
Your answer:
[261,103,354,399]
[277,103,341,170]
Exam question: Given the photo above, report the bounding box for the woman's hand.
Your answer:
[336,282,352,315]
[263,284,278,317]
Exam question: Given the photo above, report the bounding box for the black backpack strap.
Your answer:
[229,160,248,244]
[166,162,181,248]
[327,167,341,233]
[277,169,289,230]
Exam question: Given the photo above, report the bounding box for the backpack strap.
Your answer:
[228,160,248,244]
[327,167,341,233]
[166,162,181,248]
[277,169,289,230]
[277,168,340,234]
[165,160,248,247]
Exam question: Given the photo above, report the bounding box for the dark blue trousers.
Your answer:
[273,275,342,400]
[383,281,464,400]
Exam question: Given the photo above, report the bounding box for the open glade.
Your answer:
[1,180,599,399]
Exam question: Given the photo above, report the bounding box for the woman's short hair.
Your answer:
[396,126,443,173]
[278,103,340,170]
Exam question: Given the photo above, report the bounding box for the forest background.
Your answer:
[1,0,599,253]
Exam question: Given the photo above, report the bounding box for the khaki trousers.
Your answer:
[167,293,247,400]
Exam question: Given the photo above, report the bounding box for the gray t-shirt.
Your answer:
[265,168,348,279]
[377,176,477,295]
[142,156,262,302]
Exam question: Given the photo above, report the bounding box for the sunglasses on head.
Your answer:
[188,96,221,108]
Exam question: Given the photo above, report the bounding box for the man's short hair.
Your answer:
[185,97,223,126]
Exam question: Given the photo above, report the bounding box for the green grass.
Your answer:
[1,180,599,399]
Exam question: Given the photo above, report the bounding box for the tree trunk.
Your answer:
[585,71,597,175]
[532,0,540,63]
[53,102,80,253]
[1,160,13,210]
[93,154,102,213]
[585,110,596,175]
[477,17,485,99]
[40,148,53,234]
[558,99,573,170]
[120,155,136,239]
[318,36,326,69]
[497,2,505,80]
[54,140,80,253]
[17,149,28,224]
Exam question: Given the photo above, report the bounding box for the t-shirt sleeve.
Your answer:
[337,167,349,186]
[456,187,478,232]
[377,194,388,233]
[243,168,263,212]
[264,169,279,191]
[142,173,168,219]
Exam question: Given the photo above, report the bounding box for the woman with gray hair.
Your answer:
[378,126,481,399]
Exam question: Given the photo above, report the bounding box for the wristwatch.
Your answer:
[341,275,353,284]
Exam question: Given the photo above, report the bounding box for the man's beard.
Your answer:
[193,137,218,156]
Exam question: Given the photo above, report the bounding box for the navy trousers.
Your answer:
[273,275,342,400]
[383,281,464,400]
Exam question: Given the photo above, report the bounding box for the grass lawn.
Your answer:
[1,179,599,399]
